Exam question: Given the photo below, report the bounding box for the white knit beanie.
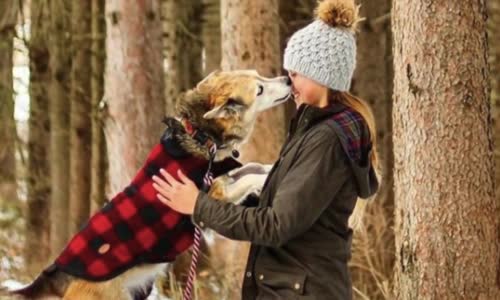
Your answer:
[284,0,361,92]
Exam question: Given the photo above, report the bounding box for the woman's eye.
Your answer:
[257,85,264,96]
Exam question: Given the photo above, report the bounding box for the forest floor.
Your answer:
[0,201,30,300]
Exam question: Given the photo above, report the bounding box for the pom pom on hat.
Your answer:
[315,0,362,30]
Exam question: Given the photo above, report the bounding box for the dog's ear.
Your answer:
[196,70,221,89]
[203,97,245,119]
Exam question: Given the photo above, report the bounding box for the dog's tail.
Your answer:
[6,265,73,299]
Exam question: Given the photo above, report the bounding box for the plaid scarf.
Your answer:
[328,105,372,166]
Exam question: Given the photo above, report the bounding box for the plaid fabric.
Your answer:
[328,106,372,165]
[52,128,241,281]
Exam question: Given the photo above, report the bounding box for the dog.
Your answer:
[7,70,291,300]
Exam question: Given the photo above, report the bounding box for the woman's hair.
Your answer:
[328,89,380,229]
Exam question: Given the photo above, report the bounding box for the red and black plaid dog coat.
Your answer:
[50,124,241,281]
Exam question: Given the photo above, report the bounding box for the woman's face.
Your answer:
[288,71,328,108]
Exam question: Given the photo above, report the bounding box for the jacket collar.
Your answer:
[290,101,348,136]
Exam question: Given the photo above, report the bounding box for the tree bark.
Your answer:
[350,1,394,299]
[162,0,203,116]
[49,0,72,255]
[104,0,165,194]
[26,0,51,273]
[0,0,18,203]
[392,1,499,299]
[219,0,285,296]
[221,0,285,163]
[488,0,500,225]
[89,0,107,214]
[68,0,92,235]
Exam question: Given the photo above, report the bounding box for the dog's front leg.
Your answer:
[209,172,268,203]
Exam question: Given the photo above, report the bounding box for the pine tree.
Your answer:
[104,0,165,193]
[48,0,72,255]
[68,0,92,235]
[0,0,18,203]
[26,0,51,272]
[392,1,499,298]
[89,0,107,214]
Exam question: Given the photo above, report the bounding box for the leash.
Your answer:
[182,143,217,300]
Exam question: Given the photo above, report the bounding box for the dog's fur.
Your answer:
[8,70,290,300]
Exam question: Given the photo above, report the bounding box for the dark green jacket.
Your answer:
[192,101,379,299]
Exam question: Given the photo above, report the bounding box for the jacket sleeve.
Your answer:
[191,129,351,247]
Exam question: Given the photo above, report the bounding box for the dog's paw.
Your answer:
[227,162,272,180]
[208,176,231,201]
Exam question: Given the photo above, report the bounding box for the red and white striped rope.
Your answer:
[182,144,217,300]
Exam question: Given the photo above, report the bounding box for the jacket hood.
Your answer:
[295,102,379,199]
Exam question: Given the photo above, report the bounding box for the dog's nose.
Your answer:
[286,76,292,86]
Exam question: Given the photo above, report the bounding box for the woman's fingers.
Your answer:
[157,193,171,204]
[152,174,171,190]
[159,169,180,187]
[152,182,172,199]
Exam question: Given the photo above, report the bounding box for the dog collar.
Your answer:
[179,118,217,149]
[179,118,240,159]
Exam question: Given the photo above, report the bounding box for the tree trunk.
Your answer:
[0,0,18,203]
[392,1,499,299]
[161,1,210,295]
[350,1,394,299]
[221,0,285,163]
[201,0,221,75]
[26,0,51,273]
[278,0,316,128]
[89,0,107,214]
[49,0,72,255]
[219,0,285,296]
[162,0,203,116]
[68,0,92,235]
[104,0,165,194]
[488,0,500,220]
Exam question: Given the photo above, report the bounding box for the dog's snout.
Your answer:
[285,76,292,86]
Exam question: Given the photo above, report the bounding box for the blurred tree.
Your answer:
[350,0,394,299]
[162,0,203,116]
[392,1,499,298]
[221,0,285,163]
[0,0,18,203]
[161,1,213,297]
[201,0,221,75]
[219,0,285,297]
[26,0,51,273]
[104,0,165,193]
[68,0,92,235]
[48,0,72,255]
[279,0,315,122]
[89,0,107,214]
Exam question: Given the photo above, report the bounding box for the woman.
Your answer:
[152,0,380,298]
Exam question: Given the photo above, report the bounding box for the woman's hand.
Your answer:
[152,169,199,215]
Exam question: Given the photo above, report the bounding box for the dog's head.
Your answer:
[175,70,292,151]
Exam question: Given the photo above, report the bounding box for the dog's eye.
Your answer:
[257,85,264,96]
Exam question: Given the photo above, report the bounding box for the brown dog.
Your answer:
[7,70,291,300]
